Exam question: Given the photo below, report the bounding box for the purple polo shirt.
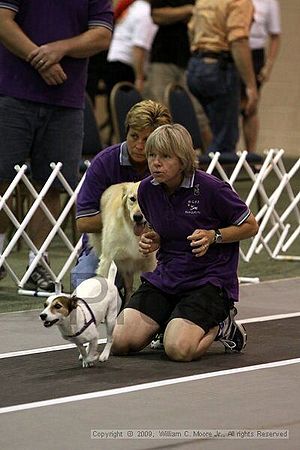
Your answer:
[76,142,150,251]
[0,0,113,109]
[138,170,250,301]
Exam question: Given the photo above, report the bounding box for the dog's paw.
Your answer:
[84,353,100,367]
[81,359,95,368]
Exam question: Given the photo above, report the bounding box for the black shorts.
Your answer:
[126,281,232,334]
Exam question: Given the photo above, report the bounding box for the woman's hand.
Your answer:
[139,230,160,255]
[187,229,215,257]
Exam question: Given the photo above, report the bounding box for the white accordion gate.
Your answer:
[0,151,299,297]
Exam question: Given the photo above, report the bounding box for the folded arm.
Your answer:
[0,8,66,85]
[27,27,112,70]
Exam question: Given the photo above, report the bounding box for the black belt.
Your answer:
[192,50,233,63]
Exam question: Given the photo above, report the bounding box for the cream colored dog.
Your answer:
[89,182,156,303]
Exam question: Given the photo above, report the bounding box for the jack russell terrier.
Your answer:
[39,261,121,368]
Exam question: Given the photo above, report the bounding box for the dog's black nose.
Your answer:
[133,213,143,223]
[40,313,46,321]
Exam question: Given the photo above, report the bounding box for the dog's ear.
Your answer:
[121,185,128,207]
[69,296,79,312]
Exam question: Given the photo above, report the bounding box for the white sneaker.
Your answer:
[216,307,247,352]
[150,333,164,350]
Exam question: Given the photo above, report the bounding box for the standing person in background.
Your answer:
[241,0,281,152]
[104,0,157,96]
[144,0,212,151]
[187,0,258,154]
[0,0,113,290]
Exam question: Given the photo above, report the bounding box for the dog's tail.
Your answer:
[108,260,118,284]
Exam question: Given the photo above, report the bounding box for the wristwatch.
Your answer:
[213,229,223,244]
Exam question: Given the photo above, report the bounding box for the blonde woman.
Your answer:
[73,100,172,289]
[112,124,259,361]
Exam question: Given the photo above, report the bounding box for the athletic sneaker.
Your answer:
[24,264,56,292]
[0,265,7,280]
[150,333,164,350]
[216,306,247,352]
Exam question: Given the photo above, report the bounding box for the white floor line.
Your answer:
[1,357,300,415]
[239,311,300,324]
[1,311,299,360]
[0,338,106,359]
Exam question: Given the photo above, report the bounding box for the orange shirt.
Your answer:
[189,0,254,53]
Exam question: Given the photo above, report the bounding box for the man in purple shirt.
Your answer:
[73,100,172,288]
[0,0,113,291]
[112,124,259,360]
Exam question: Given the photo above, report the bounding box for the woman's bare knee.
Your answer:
[164,340,196,362]
[112,308,159,355]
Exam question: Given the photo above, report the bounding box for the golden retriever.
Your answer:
[89,182,156,304]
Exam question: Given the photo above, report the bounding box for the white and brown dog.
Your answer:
[39,262,121,368]
[89,181,156,304]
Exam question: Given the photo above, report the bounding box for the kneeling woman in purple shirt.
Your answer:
[112,124,259,361]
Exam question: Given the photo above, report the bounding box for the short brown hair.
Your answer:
[145,123,198,177]
[125,100,172,133]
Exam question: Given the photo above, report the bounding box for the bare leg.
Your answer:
[164,318,218,362]
[112,308,160,355]
[242,111,259,153]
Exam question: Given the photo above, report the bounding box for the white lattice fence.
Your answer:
[0,151,299,297]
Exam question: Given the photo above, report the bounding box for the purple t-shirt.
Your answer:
[77,142,150,218]
[0,0,113,109]
[76,142,150,251]
[138,170,250,301]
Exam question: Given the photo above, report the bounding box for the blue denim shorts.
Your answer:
[0,96,83,188]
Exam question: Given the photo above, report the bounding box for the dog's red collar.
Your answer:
[65,298,96,338]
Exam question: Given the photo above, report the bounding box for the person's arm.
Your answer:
[75,152,113,234]
[151,5,194,26]
[230,38,258,116]
[258,34,280,83]
[187,212,259,257]
[132,46,148,92]
[27,27,112,71]
[0,8,38,59]
[76,214,103,234]
[0,8,66,85]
